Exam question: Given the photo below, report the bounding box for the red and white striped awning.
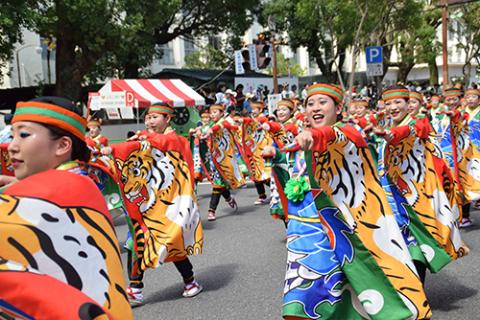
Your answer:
[97,79,205,108]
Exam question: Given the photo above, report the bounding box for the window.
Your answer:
[184,36,196,57]
[157,43,174,65]
[208,36,221,50]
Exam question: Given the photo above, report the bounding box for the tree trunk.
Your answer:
[463,62,472,86]
[124,52,140,78]
[427,56,439,85]
[397,62,415,84]
[54,25,83,101]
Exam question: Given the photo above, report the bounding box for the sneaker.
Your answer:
[227,197,238,212]
[254,197,269,205]
[459,218,473,228]
[183,281,203,298]
[474,200,480,210]
[126,287,144,307]
[207,210,216,221]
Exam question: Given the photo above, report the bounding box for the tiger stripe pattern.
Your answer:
[311,126,431,319]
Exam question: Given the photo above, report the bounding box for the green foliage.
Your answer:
[2,0,260,99]
[184,43,232,70]
[265,52,305,77]
[0,0,37,83]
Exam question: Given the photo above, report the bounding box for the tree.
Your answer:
[451,3,480,86]
[6,0,259,100]
[184,42,233,70]
[265,52,305,77]
[263,0,359,83]
[0,0,36,84]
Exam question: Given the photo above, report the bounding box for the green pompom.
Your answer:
[285,176,310,202]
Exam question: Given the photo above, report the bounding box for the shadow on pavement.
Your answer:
[426,273,478,311]
[461,224,480,233]
[146,263,238,304]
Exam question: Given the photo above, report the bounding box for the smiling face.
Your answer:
[276,106,292,123]
[431,96,440,109]
[385,98,409,125]
[251,106,263,117]
[356,104,368,117]
[210,109,223,122]
[408,98,421,116]
[87,125,101,138]
[465,93,479,108]
[444,96,460,110]
[8,121,69,180]
[145,113,171,134]
[305,94,341,128]
[201,113,211,126]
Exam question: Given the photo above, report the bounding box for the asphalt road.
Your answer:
[113,183,480,320]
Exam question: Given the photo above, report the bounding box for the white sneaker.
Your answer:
[126,287,144,306]
[459,218,473,228]
[182,281,203,298]
[254,197,269,205]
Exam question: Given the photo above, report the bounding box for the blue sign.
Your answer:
[366,46,383,64]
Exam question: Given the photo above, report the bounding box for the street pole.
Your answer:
[16,50,22,87]
[442,0,449,90]
[272,41,279,94]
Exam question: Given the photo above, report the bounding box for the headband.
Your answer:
[465,89,480,96]
[382,88,409,102]
[13,101,87,141]
[443,88,462,98]
[147,104,174,116]
[277,100,294,110]
[250,102,265,110]
[306,84,344,104]
[210,104,225,112]
[409,91,423,102]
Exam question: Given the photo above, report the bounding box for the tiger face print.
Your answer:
[387,132,463,259]
[116,141,174,214]
[0,195,130,319]
[115,141,203,271]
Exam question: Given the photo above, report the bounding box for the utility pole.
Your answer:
[272,40,279,94]
[442,0,449,90]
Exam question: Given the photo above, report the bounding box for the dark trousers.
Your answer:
[128,253,194,288]
[254,181,267,199]
[413,260,427,284]
[462,203,471,219]
[209,186,231,212]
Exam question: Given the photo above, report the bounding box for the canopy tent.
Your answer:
[89,79,205,119]
[88,79,204,136]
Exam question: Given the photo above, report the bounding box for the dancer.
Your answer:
[0,96,132,319]
[105,102,204,305]
[283,84,430,319]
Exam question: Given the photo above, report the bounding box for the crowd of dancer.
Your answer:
[0,80,479,319]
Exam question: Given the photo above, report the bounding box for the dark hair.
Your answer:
[31,96,91,162]
[127,131,136,138]
[4,114,13,125]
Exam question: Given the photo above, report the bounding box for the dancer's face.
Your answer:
[305,94,341,128]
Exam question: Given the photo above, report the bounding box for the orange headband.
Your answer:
[13,101,87,141]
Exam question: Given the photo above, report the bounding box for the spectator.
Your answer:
[215,83,227,104]
[235,84,245,113]
[0,114,13,143]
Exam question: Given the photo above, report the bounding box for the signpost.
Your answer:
[267,94,282,116]
[365,46,384,77]
[234,50,245,74]
[248,44,258,71]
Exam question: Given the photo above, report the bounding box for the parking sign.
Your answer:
[366,46,383,76]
